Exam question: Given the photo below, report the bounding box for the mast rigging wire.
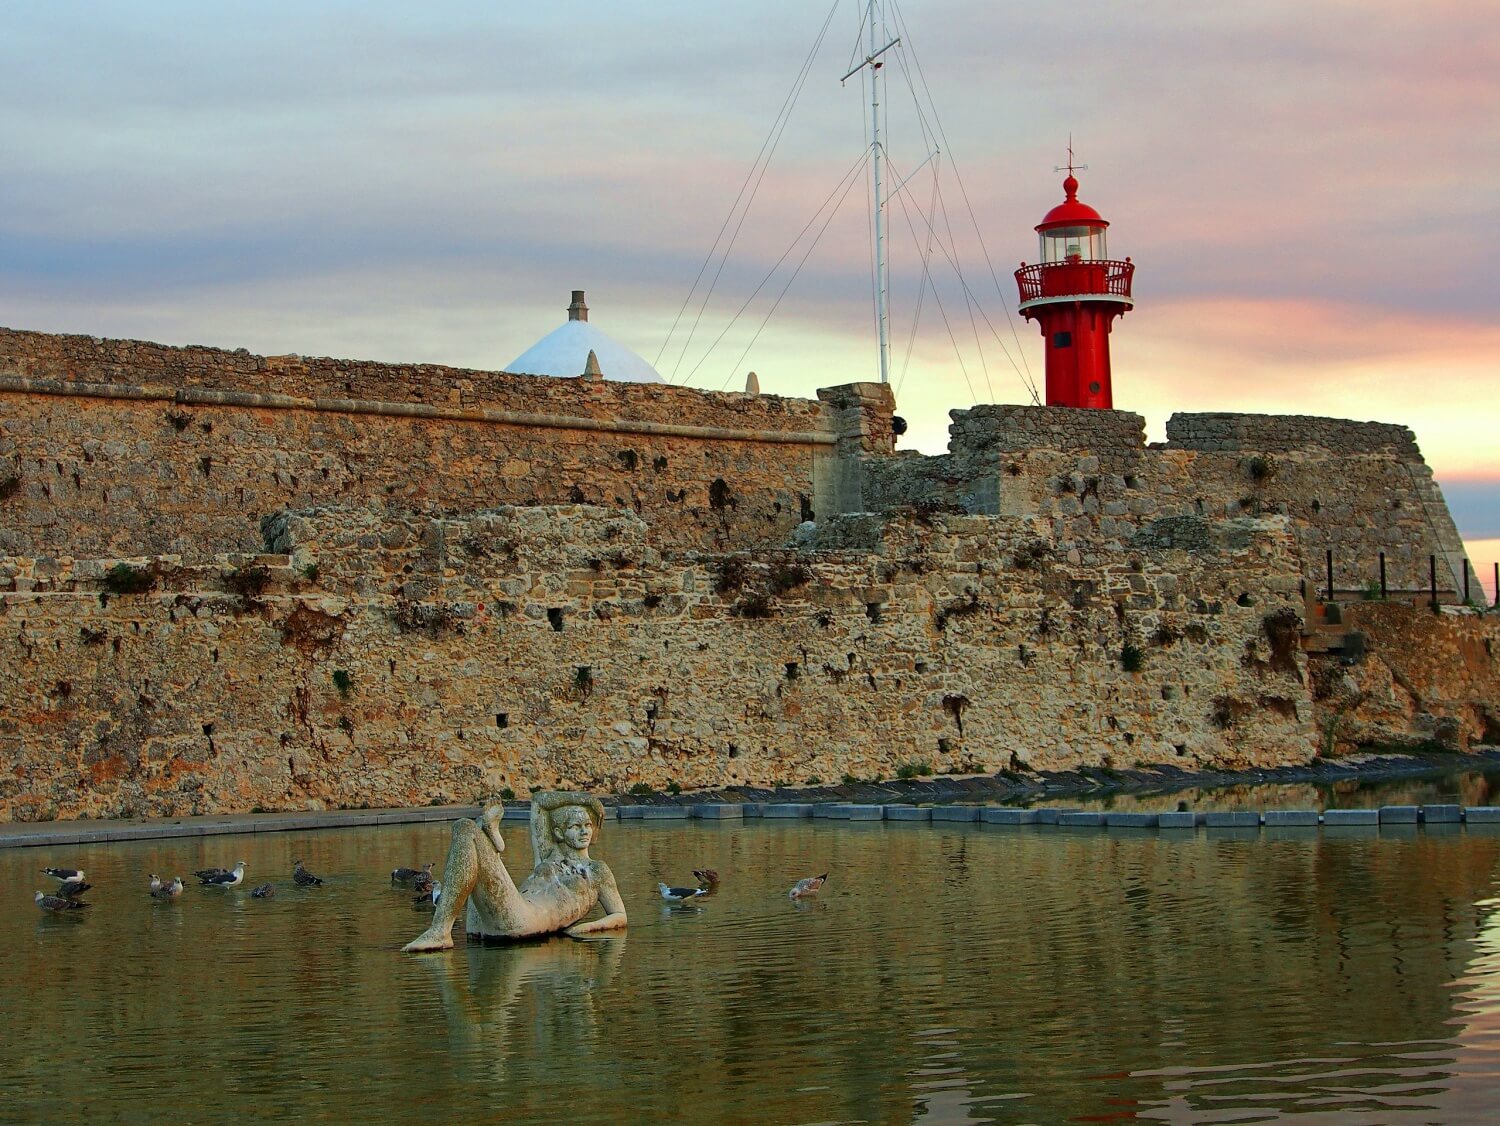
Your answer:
[655,0,842,382]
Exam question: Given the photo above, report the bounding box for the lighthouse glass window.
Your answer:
[1041,225,1108,264]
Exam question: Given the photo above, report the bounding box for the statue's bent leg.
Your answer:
[405,821,498,953]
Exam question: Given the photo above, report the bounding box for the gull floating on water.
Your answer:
[391,863,434,886]
[788,873,829,900]
[57,879,93,899]
[250,883,275,898]
[43,867,84,884]
[292,860,323,887]
[36,890,89,912]
[658,880,708,905]
[196,862,246,888]
[412,881,441,909]
[151,877,184,900]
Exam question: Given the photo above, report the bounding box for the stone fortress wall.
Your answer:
[0,328,894,558]
[863,404,1473,598]
[0,326,1495,819]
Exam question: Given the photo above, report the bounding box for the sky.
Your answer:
[1,1,1496,593]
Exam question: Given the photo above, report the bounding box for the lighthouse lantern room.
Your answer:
[1014,166,1134,409]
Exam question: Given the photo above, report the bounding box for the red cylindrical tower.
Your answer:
[1014,172,1134,409]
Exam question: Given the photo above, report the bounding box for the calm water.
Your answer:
[5,820,1500,1123]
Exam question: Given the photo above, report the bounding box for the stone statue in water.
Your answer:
[402,791,627,953]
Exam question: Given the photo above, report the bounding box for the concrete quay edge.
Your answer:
[6,802,1500,850]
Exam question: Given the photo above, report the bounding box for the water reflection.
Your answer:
[1037,766,1500,814]
[421,936,624,1085]
[2,821,1500,1122]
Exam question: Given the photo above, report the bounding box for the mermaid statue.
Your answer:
[403,791,627,953]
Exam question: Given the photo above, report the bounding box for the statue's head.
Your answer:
[551,805,595,851]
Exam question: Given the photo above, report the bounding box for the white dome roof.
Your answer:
[506,314,664,384]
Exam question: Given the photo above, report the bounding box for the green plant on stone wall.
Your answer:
[332,669,353,698]
[896,760,934,780]
[1120,643,1144,673]
[500,787,516,801]
[103,562,156,595]
[628,781,654,796]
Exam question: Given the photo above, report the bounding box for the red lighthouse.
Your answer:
[1014,168,1134,409]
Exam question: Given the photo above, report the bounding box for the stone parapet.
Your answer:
[1165,412,1422,459]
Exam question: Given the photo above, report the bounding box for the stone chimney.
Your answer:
[582,349,603,381]
[568,290,589,323]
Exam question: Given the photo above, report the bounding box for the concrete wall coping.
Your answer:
[0,373,839,448]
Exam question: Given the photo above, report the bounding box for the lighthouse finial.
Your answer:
[1053,135,1088,198]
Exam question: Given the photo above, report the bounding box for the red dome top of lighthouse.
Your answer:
[1036,174,1108,232]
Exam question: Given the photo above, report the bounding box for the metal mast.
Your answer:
[843,2,899,384]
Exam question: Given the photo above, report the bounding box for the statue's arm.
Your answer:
[565,864,628,937]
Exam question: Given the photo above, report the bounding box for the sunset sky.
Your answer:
[2,1,1495,593]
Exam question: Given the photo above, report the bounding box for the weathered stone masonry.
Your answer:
[0,326,1494,819]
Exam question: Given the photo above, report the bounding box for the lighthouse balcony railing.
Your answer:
[1015,259,1134,305]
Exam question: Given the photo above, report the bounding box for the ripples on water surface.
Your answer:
[4,821,1500,1123]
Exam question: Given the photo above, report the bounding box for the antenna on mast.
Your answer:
[1054,135,1088,178]
[842,2,900,385]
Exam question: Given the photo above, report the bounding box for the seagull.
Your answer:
[57,879,93,899]
[391,862,434,886]
[42,867,84,884]
[148,874,162,894]
[412,870,435,897]
[36,890,89,912]
[658,880,708,906]
[151,877,184,900]
[788,873,829,900]
[250,883,275,899]
[413,881,441,909]
[692,869,721,895]
[197,862,246,888]
[292,860,323,887]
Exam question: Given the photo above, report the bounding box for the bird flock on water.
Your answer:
[36,853,829,917]
[33,858,324,912]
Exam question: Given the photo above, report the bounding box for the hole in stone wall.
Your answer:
[709,478,734,511]
[799,494,814,522]
[653,456,668,471]
[199,456,212,477]
[496,713,509,729]
[784,662,799,680]
[547,608,565,631]
[915,660,929,673]
[617,450,638,471]
[727,743,739,759]
[937,737,952,754]
[202,723,215,737]
[866,602,882,622]
[1174,743,1187,756]
[568,485,585,503]
[1237,592,1253,606]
